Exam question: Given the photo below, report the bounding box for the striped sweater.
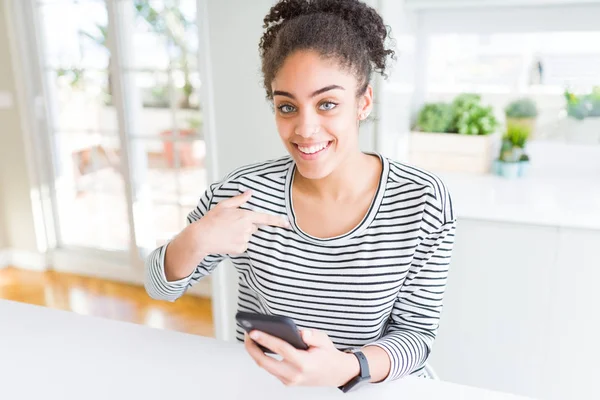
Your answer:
[145,153,456,381]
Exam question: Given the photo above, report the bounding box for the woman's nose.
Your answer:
[294,111,321,138]
[294,124,321,138]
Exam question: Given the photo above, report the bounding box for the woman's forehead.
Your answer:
[272,51,358,97]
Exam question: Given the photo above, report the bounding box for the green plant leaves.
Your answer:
[416,103,454,133]
[505,98,538,118]
[565,87,600,120]
[416,93,497,136]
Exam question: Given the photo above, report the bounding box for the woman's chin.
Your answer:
[294,161,334,181]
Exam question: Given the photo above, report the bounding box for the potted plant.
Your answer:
[564,88,600,144]
[519,153,531,177]
[504,98,538,138]
[494,121,530,178]
[494,138,520,178]
[410,93,499,174]
[507,121,528,159]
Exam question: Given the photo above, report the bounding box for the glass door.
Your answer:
[35,0,130,253]
[111,0,206,259]
[24,0,208,272]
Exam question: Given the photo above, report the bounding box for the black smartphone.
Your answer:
[236,311,309,354]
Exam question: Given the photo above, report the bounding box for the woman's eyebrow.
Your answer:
[311,85,345,97]
[273,85,345,100]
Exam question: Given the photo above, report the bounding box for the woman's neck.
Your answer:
[293,151,381,202]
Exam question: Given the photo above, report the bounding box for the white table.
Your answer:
[0,300,535,400]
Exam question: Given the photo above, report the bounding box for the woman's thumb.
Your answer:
[301,328,320,347]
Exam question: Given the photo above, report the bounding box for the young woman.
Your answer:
[145,0,456,391]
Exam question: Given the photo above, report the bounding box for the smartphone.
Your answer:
[236,311,309,354]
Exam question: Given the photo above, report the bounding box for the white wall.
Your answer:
[0,0,38,254]
[205,0,284,177]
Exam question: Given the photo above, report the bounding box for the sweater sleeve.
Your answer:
[144,182,226,302]
[367,218,456,381]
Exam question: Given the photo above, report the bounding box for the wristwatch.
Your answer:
[339,349,371,393]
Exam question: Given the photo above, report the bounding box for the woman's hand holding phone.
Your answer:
[244,328,360,388]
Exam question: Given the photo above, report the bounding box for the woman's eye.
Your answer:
[319,101,337,111]
[278,104,296,114]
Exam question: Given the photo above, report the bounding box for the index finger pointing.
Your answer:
[217,190,252,209]
[245,210,290,228]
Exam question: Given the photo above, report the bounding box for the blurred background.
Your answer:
[0,1,598,399]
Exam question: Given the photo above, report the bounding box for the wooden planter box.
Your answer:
[408,131,500,174]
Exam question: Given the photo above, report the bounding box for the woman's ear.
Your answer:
[358,85,374,121]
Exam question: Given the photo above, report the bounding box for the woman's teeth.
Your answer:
[297,142,329,154]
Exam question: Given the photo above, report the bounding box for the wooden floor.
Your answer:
[0,267,215,337]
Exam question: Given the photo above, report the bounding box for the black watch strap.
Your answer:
[354,351,370,378]
[339,350,371,393]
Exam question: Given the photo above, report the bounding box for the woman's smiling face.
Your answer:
[271,50,373,180]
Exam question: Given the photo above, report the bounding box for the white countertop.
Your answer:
[440,172,600,230]
[0,300,535,400]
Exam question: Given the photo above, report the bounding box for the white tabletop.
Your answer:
[0,300,535,400]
